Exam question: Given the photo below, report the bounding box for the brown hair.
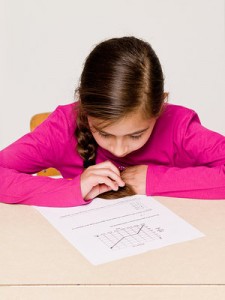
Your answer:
[75,36,166,199]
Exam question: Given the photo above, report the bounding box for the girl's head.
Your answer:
[75,36,166,166]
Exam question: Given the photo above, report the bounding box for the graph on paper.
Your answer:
[36,195,204,265]
[95,223,164,250]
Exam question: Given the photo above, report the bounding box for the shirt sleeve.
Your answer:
[0,106,91,207]
[146,110,225,199]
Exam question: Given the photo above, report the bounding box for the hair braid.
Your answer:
[75,103,97,168]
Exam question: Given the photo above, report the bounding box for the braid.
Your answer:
[75,104,98,168]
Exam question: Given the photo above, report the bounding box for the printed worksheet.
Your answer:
[35,195,204,265]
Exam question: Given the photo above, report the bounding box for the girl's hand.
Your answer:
[121,165,148,195]
[80,161,125,200]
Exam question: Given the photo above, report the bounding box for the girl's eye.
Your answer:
[98,131,111,138]
[98,131,142,140]
[130,135,142,140]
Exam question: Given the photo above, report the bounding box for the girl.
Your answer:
[0,36,225,207]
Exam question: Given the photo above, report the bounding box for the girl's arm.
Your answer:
[147,164,225,199]
[0,106,89,207]
[0,105,124,206]
[0,166,87,207]
[147,111,225,199]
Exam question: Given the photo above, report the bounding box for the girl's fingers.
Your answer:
[92,161,121,176]
[93,175,120,191]
[87,167,125,187]
[81,161,125,199]
[85,184,111,200]
[81,173,119,199]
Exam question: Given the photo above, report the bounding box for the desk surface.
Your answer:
[0,197,225,299]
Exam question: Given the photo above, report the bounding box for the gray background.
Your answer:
[0,0,224,149]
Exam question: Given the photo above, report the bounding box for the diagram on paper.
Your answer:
[35,195,204,265]
[95,223,164,250]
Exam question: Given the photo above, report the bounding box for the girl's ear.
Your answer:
[155,92,169,117]
[163,92,169,102]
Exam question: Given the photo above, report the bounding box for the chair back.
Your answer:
[30,112,61,176]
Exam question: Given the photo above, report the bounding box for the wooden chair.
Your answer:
[30,112,61,177]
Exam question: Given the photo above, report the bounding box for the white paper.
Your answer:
[34,195,205,265]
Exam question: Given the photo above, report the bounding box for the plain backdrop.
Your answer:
[0,0,224,149]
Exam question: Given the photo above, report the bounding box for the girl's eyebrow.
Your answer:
[92,126,149,136]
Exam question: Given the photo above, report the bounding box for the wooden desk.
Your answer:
[0,197,224,300]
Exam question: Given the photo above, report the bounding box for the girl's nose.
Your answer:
[110,140,128,157]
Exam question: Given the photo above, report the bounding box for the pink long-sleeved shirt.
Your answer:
[0,102,225,206]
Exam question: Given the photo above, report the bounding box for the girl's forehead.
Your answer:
[88,113,156,135]
[88,111,147,126]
